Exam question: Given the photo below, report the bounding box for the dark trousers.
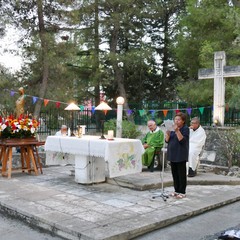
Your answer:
[171,161,187,194]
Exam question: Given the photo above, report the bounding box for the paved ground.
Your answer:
[0,165,239,240]
[133,201,240,240]
[0,214,64,240]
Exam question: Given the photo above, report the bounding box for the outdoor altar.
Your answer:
[45,135,144,184]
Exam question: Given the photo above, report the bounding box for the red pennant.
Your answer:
[225,103,229,112]
[56,102,61,108]
[175,109,180,114]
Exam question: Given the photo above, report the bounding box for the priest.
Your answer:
[188,117,206,177]
[142,120,164,172]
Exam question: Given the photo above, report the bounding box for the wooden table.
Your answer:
[0,138,45,179]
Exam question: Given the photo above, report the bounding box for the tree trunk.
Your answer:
[93,0,102,131]
[161,13,170,99]
[109,17,133,121]
[33,0,49,119]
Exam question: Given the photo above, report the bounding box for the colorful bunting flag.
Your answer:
[163,110,168,117]
[149,110,155,117]
[10,91,15,96]
[44,99,49,107]
[139,110,145,116]
[175,109,180,114]
[56,102,61,108]
[199,107,204,115]
[187,108,192,115]
[91,106,95,114]
[32,96,38,104]
[127,109,133,115]
[79,105,84,111]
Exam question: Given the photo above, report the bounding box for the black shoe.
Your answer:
[188,167,196,177]
[148,161,154,172]
[188,173,195,177]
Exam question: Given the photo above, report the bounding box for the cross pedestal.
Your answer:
[198,51,240,126]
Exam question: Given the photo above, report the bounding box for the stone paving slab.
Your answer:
[0,166,239,240]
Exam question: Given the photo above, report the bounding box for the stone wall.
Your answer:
[202,126,238,167]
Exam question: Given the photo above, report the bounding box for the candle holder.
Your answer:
[75,125,83,138]
[64,102,80,136]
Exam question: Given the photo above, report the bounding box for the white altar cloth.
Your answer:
[45,135,144,180]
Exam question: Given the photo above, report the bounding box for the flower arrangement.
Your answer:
[0,115,39,139]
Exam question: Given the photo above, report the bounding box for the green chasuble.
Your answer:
[142,128,164,166]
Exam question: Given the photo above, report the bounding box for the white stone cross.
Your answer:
[198,51,240,126]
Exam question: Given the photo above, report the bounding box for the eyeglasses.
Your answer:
[191,122,198,124]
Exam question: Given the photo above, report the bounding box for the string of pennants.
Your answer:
[7,89,68,109]
[6,89,228,116]
[136,107,210,117]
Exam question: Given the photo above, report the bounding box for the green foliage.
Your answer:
[104,119,141,139]
[228,85,240,109]
[0,66,19,114]
[215,128,240,168]
[199,41,214,68]
[174,0,240,106]
[175,0,239,79]
[141,113,163,126]
[177,79,213,106]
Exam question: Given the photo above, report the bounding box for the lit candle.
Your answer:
[80,125,86,135]
[108,130,114,139]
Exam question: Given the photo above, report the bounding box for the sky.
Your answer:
[0,26,23,73]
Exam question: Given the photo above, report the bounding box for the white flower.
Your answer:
[30,127,35,134]
[0,123,7,131]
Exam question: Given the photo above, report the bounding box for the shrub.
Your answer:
[104,119,142,139]
[215,128,240,168]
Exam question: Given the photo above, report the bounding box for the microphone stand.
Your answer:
[152,148,169,201]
